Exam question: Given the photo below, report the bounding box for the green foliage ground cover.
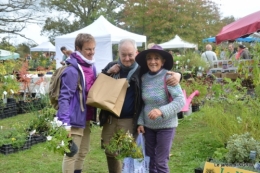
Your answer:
[0,111,218,173]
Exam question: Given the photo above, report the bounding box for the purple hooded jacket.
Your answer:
[56,53,96,128]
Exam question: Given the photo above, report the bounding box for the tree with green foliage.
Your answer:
[120,0,226,45]
[40,0,126,41]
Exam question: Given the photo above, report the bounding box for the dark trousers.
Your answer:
[144,127,176,173]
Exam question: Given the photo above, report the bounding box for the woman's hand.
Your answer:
[107,64,120,74]
[148,109,162,120]
[166,71,181,86]
[137,126,145,134]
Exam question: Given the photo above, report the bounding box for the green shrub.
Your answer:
[225,133,260,163]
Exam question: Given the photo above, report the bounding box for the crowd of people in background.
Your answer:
[204,43,251,61]
[200,43,252,67]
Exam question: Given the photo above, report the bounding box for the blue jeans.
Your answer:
[144,127,176,173]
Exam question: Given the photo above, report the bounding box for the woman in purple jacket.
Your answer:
[56,33,97,173]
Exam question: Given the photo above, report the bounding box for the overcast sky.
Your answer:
[212,0,259,18]
[2,0,260,45]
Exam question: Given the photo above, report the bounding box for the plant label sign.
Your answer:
[203,162,257,173]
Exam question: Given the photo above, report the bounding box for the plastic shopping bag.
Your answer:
[122,157,133,173]
[121,133,150,173]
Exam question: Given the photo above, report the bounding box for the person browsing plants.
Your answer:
[99,39,182,173]
[136,45,185,173]
[56,33,97,173]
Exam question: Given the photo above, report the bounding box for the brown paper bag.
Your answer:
[86,73,128,117]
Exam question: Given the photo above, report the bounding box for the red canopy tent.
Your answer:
[216,10,260,44]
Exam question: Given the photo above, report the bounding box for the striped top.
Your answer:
[137,69,185,129]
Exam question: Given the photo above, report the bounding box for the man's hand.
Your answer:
[148,109,162,120]
[67,129,71,138]
[137,126,145,134]
[107,64,120,74]
[166,72,181,86]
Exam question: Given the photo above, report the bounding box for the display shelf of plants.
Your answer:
[0,96,48,120]
[0,107,56,155]
[0,139,31,155]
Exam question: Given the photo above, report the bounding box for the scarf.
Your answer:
[76,51,95,65]
[235,49,243,60]
[115,59,138,85]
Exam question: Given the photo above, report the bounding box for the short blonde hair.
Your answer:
[206,44,212,51]
[75,33,96,51]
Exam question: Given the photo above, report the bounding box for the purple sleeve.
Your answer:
[57,68,78,125]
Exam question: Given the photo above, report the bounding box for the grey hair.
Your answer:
[118,38,137,50]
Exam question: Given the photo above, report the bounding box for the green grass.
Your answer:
[0,112,222,173]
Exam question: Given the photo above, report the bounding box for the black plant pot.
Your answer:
[29,68,36,71]
[192,105,200,112]
[194,167,203,173]
[38,73,44,77]
[177,112,184,119]
[183,73,192,80]
[16,73,21,80]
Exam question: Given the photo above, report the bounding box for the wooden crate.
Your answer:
[222,73,239,79]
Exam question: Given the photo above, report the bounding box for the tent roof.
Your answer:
[216,10,260,44]
[203,36,260,43]
[0,49,20,60]
[55,15,146,45]
[30,41,55,52]
[159,35,196,49]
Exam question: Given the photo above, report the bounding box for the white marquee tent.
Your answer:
[55,15,147,72]
[159,35,196,49]
[30,41,56,52]
[0,49,20,60]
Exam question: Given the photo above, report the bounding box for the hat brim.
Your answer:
[135,49,173,74]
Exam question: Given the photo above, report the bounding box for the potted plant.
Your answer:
[0,124,30,155]
[2,75,20,96]
[17,62,32,101]
[194,161,207,173]
[27,107,56,135]
[225,133,260,163]
[188,78,208,112]
[176,52,209,78]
